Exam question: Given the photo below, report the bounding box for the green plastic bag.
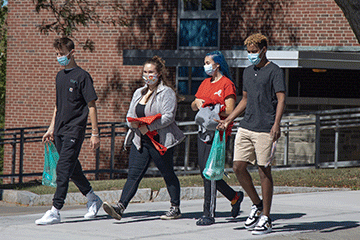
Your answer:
[42,142,59,188]
[203,130,226,181]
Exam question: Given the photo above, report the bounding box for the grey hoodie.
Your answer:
[124,82,185,150]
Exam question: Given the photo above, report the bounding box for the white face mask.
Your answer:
[142,74,159,85]
[204,64,217,76]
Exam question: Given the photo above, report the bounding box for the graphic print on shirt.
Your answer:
[214,89,222,97]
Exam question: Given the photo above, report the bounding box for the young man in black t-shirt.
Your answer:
[216,34,286,235]
[36,37,103,225]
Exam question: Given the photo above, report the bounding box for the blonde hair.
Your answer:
[244,33,268,49]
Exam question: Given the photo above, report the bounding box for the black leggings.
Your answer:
[197,136,236,217]
[119,140,180,208]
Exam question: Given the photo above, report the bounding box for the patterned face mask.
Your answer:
[142,74,159,85]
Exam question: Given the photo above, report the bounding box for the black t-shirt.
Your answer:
[135,103,146,118]
[54,67,98,138]
[239,62,286,132]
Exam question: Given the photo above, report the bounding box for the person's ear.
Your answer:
[69,49,75,58]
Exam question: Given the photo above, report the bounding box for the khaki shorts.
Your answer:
[233,127,275,166]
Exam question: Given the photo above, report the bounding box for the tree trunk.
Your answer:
[334,0,360,44]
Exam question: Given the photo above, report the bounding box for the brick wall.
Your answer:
[3,0,359,183]
[3,0,178,183]
[221,0,359,48]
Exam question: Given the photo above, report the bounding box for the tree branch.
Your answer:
[334,0,360,44]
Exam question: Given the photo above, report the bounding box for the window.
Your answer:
[178,0,221,49]
[178,66,208,95]
[177,0,221,95]
[184,0,216,11]
[179,19,218,47]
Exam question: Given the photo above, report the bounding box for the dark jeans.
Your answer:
[53,134,91,210]
[197,136,236,217]
[119,140,180,208]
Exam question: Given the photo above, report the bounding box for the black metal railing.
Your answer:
[1,107,360,183]
[0,122,128,183]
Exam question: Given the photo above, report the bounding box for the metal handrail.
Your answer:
[1,107,360,183]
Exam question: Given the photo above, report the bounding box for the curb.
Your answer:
[0,186,350,206]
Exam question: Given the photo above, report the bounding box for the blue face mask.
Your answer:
[204,64,217,76]
[57,51,72,66]
[248,48,264,65]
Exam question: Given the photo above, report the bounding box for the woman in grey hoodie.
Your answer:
[103,56,185,221]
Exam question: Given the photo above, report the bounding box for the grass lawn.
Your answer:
[1,167,360,195]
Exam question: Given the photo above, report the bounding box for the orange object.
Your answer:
[127,114,167,155]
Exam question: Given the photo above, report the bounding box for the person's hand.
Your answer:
[139,125,148,135]
[90,135,100,150]
[42,130,54,143]
[270,123,281,142]
[214,119,228,130]
[130,121,140,128]
[195,99,205,110]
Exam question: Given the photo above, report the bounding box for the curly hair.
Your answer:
[244,33,268,50]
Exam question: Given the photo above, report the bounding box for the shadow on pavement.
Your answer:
[233,213,306,231]
[271,213,306,221]
[276,221,360,233]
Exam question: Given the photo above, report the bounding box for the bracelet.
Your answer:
[91,133,99,137]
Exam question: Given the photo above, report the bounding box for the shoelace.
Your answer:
[167,207,177,216]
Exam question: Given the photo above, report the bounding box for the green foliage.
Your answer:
[32,0,128,51]
[0,0,7,174]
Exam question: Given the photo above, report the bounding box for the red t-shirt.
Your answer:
[195,76,236,104]
[195,76,236,138]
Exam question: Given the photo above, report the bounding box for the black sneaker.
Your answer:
[196,216,215,226]
[252,215,272,235]
[231,191,244,218]
[160,206,182,220]
[244,204,263,229]
[103,202,124,220]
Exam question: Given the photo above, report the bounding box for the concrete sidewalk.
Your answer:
[0,186,350,206]
[1,190,360,240]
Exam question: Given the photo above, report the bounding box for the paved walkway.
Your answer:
[1,190,360,240]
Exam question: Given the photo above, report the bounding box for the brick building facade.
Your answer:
[3,0,360,183]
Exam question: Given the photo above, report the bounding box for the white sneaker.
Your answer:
[35,210,61,225]
[244,204,263,229]
[84,195,103,219]
[252,215,272,235]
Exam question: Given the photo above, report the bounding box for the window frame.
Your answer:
[177,0,221,50]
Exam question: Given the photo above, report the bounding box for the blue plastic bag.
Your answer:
[42,142,59,188]
[202,130,226,181]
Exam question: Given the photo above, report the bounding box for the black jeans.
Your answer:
[197,136,236,217]
[53,134,91,210]
[119,139,180,208]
